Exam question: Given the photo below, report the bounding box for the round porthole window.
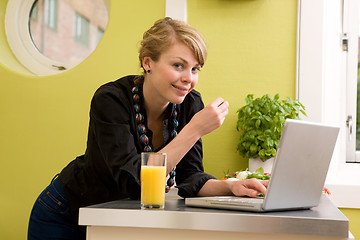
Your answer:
[5,0,109,76]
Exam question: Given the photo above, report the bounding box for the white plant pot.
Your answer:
[249,157,275,174]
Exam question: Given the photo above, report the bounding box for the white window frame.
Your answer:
[298,0,360,208]
[4,0,110,76]
[344,0,360,163]
[165,0,187,22]
[5,0,72,75]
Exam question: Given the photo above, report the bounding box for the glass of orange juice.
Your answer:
[141,152,167,209]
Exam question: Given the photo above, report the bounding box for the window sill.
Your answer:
[325,162,360,209]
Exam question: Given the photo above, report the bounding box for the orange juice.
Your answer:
[141,166,166,208]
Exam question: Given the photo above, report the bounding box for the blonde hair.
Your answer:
[139,17,207,72]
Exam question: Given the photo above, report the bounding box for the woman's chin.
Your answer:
[171,97,186,105]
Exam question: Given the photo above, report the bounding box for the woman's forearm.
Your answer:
[197,179,233,196]
[159,98,229,175]
[198,178,268,198]
[159,121,201,174]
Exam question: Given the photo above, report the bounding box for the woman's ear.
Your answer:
[142,57,152,72]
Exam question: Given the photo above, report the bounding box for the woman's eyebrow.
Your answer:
[173,57,200,67]
[173,57,188,63]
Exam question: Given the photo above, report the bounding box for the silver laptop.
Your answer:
[185,119,340,212]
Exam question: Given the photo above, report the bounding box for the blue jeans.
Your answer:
[28,175,86,240]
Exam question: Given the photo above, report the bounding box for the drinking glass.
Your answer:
[140,152,167,209]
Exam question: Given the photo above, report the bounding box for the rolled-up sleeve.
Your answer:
[176,138,216,197]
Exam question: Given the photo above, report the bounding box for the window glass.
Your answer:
[29,0,108,64]
[98,27,104,44]
[30,1,38,20]
[74,13,90,47]
[44,0,58,30]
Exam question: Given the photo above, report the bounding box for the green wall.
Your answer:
[188,0,297,177]
[0,0,358,239]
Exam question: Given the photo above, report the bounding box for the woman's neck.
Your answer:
[142,77,170,150]
[142,78,169,122]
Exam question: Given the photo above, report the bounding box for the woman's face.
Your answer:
[143,40,201,105]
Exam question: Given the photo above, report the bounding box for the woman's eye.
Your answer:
[174,63,183,69]
[192,67,200,73]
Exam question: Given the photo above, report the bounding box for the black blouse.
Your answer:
[59,75,215,221]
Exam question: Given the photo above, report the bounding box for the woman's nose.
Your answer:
[181,70,193,83]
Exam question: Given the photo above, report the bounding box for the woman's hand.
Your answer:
[158,97,228,174]
[190,97,229,137]
[228,178,268,198]
[197,178,268,198]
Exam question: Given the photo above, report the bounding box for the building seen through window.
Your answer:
[29,0,108,64]
[74,13,90,47]
[44,0,58,30]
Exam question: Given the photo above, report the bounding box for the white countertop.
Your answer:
[79,189,349,238]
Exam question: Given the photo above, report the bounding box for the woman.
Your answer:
[28,17,268,240]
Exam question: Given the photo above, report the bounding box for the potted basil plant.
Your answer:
[236,93,306,172]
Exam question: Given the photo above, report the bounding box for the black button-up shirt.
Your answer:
[59,75,215,221]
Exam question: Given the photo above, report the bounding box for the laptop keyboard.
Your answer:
[214,197,264,204]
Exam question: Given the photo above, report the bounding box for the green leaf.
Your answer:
[250,144,257,153]
[255,119,261,128]
[254,167,264,175]
[300,109,307,117]
[264,115,272,122]
[274,93,280,101]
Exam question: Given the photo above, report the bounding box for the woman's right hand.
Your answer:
[159,97,229,173]
[228,178,268,198]
[190,97,229,137]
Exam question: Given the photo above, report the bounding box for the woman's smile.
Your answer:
[172,84,190,95]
